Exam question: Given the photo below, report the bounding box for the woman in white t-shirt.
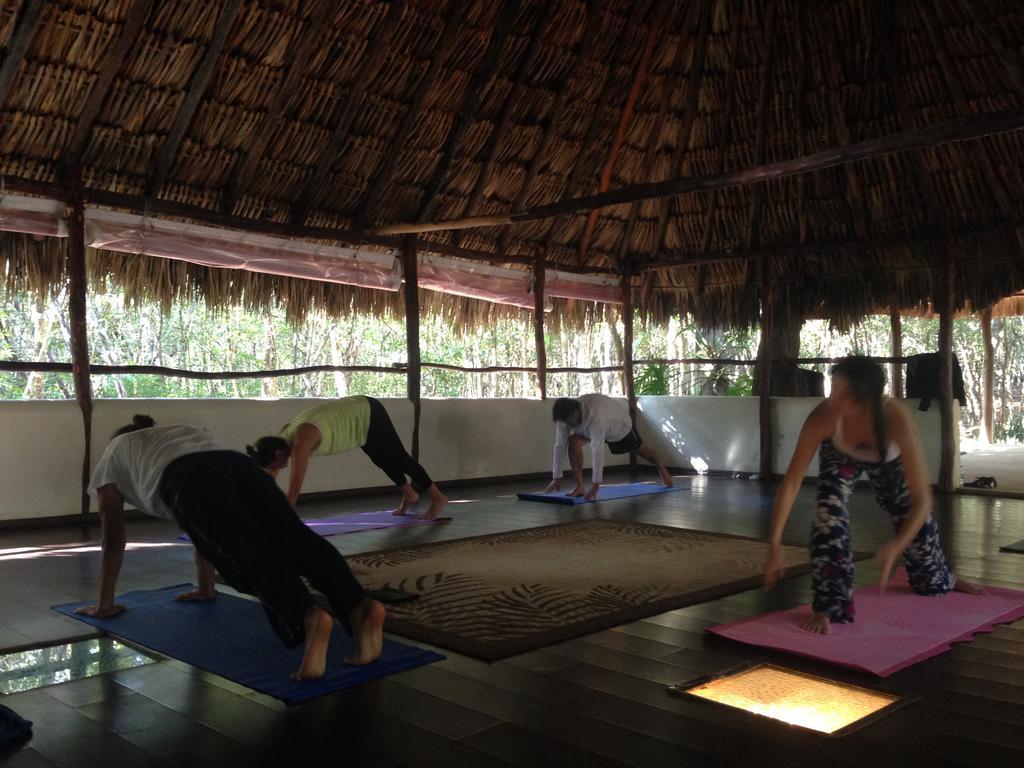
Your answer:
[78,415,385,681]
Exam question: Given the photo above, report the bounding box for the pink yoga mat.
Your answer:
[708,571,1024,677]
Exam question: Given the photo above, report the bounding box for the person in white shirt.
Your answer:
[545,394,673,500]
[77,414,386,681]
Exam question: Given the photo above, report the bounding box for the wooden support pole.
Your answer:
[890,307,904,398]
[533,254,547,400]
[938,246,957,492]
[981,306,995,444]
[63,168,93,514]
[403,235,422,461]
[758,254,774,480]
[622,267,636,425]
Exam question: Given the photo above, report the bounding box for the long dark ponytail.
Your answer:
[831,356,888,461]
[112,414,155,437]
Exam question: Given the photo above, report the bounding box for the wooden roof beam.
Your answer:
[613,2,698,268]
[495,0,604,260]
[918,1,1015,215]
[694,15,742,294]
[147,0,244,199]
[64,0,157,165]
[414,0,519,223]
[219,0,336,215]
[959,0,1024,96]
[461,1,556,219]
[371,105,1024,236]
[647,0,713,263]
[356,0,470,228]
[288,0,408,226]
[0,0,45,109]
[540,0,650,255]
[577,0,668,265]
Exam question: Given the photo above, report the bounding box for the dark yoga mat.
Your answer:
[1000,539,1024,554]
[178,510,449,543]
[54,585,443,705]
[517,479,690,505]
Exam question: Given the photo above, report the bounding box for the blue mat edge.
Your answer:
[517,480,691,505]
[52,585,444,706]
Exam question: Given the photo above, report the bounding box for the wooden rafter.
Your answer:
[648,0,713,262]
[495,0,604,259]
[824,3,872,241]
[147,0,243,199]
[0,0,45,109]
[540,0,651,254]
[794,0,812,244]
[288,0,409,226]
[220,0,336,215]
[614,3,698,266]
[371,105,1024,235]
[356,0,470,228]
[917,1,1015,217]
[695,15,742,294]
[64,0,157,165]
[959,0,1024,96]
[577,0,668,264]
[461,1,556,219]
[415,0,519,223]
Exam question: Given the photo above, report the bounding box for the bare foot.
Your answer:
[345,598,386,665]
[658,465,674,488]
[291,605,334,680]
[392,485,419,516]
[800,612,831,635]
[953,578,986,595]
[420,486,449,520]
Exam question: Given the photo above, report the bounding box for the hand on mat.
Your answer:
[567,484,586,498]
[545,478,561,493]
[174,588,216,602]
[763,545,785,590]
[876,538,904,591]
[585,483,600,501]
[75,603,126,619]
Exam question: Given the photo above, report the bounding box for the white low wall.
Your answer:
[638,395,955,479]
[0,395,955,521]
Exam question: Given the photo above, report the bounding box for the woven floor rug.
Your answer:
[347,520,811,660]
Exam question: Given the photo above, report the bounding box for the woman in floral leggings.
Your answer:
[764,356,981,634]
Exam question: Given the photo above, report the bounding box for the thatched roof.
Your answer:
[2,0,1024,329]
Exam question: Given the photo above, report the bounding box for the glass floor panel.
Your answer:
[0,636,156,695]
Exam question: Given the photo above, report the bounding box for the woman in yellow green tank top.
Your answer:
[250,396,448,519]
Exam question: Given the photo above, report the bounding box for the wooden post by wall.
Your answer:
[621,267,636,424]
[64,167,93,514]
[533,254,547,400]
[403,235,421,460]
[938,246,957,492]
[890,307,904,398]
[980,306,995,444]
[758,254,774,480]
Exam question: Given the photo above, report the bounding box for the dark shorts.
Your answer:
[606,427,642,455]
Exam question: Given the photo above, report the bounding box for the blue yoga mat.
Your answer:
[53,585,443,705]
[517,479,691,505]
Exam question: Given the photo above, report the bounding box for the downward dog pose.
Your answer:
[253,396,447,519]
[764,356,981,634]
[78,415,386,680]
[546,394,673,500]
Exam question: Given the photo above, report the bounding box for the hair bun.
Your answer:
[245,444,257,457]
[132,414,155,428]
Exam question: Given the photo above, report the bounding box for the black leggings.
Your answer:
[362,397,434,492]
[159,451,365,648]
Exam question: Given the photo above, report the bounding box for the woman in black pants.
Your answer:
[77,415,385,680]
[251,396,448,519]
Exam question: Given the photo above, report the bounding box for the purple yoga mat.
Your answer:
[708,571,1024,677]
[178,510,446,542]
